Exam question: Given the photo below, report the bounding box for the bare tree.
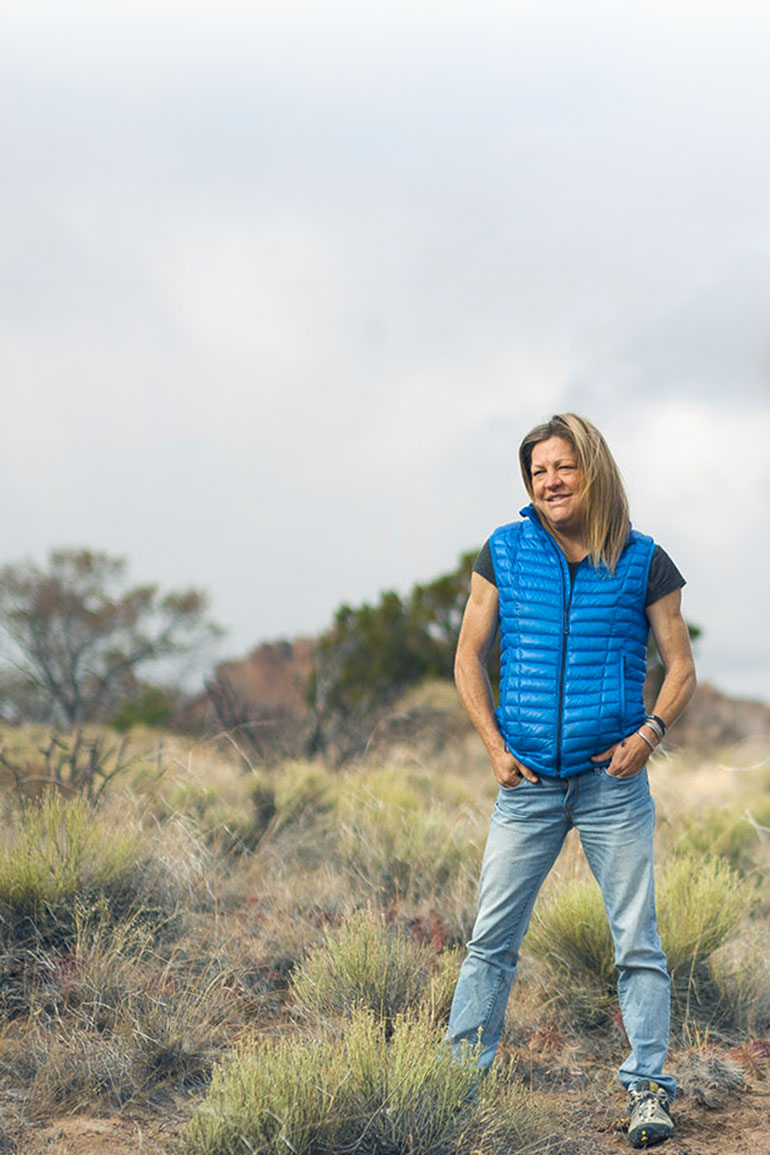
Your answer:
[0,548,222,726]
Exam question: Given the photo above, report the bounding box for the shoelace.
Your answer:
[630,1090,669,1123]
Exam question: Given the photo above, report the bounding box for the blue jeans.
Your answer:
[447,766,675,1099]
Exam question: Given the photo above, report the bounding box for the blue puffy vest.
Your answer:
[490,505,655,778]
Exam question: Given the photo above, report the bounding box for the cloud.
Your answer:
[569,256,770,409]
[146,215,351,373]
[1,0,769,702]
[610,400,770,698]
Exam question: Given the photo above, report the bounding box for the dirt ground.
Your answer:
[3,1108,185,1155]
[544,1077,770,1155]
[6,1072,770,1155]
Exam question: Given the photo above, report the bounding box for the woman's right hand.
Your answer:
[491,744,539,788]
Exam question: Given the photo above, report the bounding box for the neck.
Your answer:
[528,504,590,563]
[545,523,589,564]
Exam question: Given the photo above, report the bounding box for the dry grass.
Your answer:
[673,1047,747,1107]
[524,846,764,1035]
[185,1006,545,1155]
[290,906,462,1029]
[0,717,767,1153]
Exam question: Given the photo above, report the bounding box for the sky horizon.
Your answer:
[2,0,769,705]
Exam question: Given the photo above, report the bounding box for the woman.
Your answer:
[447,414,696,1149]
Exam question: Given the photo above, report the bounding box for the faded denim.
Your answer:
[447,766,675,1100]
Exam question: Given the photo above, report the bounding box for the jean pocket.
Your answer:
[499,776,526,792]
[601,766,645,782]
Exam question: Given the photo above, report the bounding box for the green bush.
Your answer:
[161,778,276,855]
[185,1006,542,1155]
[110,686,176,733]
[657,854,752,972]
[658,854,754,1027]
[0,791,178,950]
[290,907,456,1029]
[525,879,615,1026]
[673,808,770,876]
[270,761,337,834]
[525,853,756,1032]
[337,779,479,909]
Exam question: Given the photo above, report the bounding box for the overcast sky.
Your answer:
[2,0,769,703]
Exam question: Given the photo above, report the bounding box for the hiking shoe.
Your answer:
[627,1080,674,1148]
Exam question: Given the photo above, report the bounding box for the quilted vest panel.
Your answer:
[490,505,655,778]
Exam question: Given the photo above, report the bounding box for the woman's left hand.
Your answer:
[591,731,651,778]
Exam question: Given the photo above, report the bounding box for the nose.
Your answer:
[544,468,563,489]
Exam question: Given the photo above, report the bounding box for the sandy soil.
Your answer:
[543,1077,770,1155]
[8,1072,770,1155]
[8,1110,184,1155]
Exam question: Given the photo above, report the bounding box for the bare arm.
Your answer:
[455,573,538,786]
[645,588,698,727]
[593,588,697,777]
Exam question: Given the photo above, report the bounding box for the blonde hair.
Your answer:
[518,413,630,572]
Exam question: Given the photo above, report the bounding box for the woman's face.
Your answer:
[530,436,585,534]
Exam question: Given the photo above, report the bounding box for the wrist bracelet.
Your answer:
[647,713,667,736]
[643,717,665,742]
[637,729,656,753]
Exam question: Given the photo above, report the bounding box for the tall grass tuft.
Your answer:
[185,1006,543,1155]
[658,854,755,1029]
[525,879,615,1027]
[337,774,481,925]
[7,919,259,1114]
[0,791,181,954]
[657,854,752,972]
[525,853,756,1033]
[290,907,460,1030]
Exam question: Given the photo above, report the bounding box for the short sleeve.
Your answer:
[646,546,686,606]
[472,539,497,586]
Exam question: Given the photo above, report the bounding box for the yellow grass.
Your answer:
[0,714,767,1153]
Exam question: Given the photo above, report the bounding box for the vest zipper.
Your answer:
[556,559,575,776]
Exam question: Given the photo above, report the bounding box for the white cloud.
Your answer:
[1,0,769,701]
[146,216,350,372]
[613,400,770,698]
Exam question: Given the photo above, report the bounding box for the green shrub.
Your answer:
[271,761,337,829]
[161,778,276,855]
[525,853,756,1032]
[658,854,755,1028]
[657,854,752,972]
[706,931,770,1038]
[673,808,770,876]
[185,1006,543,1155]
[525,879,615,1026]
[290,907,453,1028]
[0,791,178,950]
[337,779,479,908]
[110,686,176,733]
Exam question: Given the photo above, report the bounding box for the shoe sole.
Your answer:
[629,1123,674,1148]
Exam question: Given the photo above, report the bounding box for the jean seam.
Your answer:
[475,866,548,1042]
